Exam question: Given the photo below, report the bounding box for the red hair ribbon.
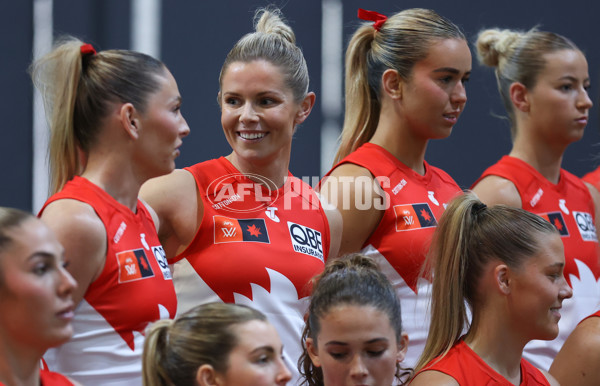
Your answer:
[80,43,96,55]
[357,8,388,31]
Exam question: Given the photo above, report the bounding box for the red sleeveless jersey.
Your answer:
[414,341,550,385]
[473,155,600,370]
[323,143,462,367]
[40,176,177,386]
[172,157,330,384]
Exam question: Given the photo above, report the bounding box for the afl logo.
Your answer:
[287,222,324,262]
[206,173,279,213]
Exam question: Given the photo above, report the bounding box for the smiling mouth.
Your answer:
[239,132,267,140]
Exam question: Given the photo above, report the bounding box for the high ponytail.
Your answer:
[414,193,557,374]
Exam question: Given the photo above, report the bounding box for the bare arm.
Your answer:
[317,164,384,257]
[550,316,600,386]
[409,370,460,386]
[471,175,522,207]
[40,200,107,307]
[139,169,201,259]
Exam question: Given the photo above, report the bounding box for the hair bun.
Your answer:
[476,28,522,67]
[254,8,296,44]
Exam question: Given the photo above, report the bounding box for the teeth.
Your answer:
[239,132,266,140]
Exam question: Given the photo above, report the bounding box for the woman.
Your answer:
[549,311,600,386]
[471,27,600,369]
[0,207,77,386]
[410,194,571,385]
[143,303,291,386]
[318,8,470,366]
[299,253,410,386]
[140,8,335,383]
[32,38,190,385]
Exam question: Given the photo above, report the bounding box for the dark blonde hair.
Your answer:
[335,8,465,163]
[142,303,267,386]
[219,7,309,103]
[29,36,168,194]
[0,207,34,254]
[414,193,558,374]
[476,28,579,138]
[299,253,410,385]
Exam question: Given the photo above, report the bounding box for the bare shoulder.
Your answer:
[584,181,600,207]
[40,199,107,305]
[550,316,600,386]
[539,369,561,386]
[471,175,522,207]
[140,168,200,257]
[409,370,460,386]
[319,163,384,256]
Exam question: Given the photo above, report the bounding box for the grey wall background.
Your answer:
[3,0,600,211]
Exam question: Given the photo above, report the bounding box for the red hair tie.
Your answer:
[80,43,96,55]
[357,8,388,31]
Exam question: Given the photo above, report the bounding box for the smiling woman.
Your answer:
[0,207,77,386]
[140,7,339,384]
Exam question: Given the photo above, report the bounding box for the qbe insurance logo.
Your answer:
[287,222,324,262]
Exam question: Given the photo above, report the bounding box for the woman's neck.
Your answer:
[510,135,564,184]
[369,112,429,175]
[0,344,41,386]
[225,152,290,189]
[464,315,526,385]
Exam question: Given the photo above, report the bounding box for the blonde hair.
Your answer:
[413,193,557,374]
[142,303,266,386]
[29,37,168,194]
[335,8,465,163]
[476,28,579,138]
[219,7,309,103]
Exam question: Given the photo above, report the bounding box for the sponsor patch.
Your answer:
[287,222,324,262]
[393,203,437,232]
[151,245,172,280]
[573,211,598,242]
[117,249,154,283]
[540,212,569,237]
[214,216,270,244]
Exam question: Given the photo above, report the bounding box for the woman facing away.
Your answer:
[471,27,600,370]
[0,207,77,386]
[31,37,190,385]
[143,303,291,386]
[299,253,410,386]
[140,7,338,384]
[410,193,571,385]
[317,8,470,367]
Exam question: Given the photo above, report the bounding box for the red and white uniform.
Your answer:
[0,370,74,386]
[40,176,177,386]
[172,157,330,385]
[413,340,550,385]
[324,143,462,367]
[474,156,600,369]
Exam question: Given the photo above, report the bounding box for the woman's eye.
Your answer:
[225,98,239,106]
[33,264,49,275]
[329,352,347,359]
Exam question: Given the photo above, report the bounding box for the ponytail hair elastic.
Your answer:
[80,43,96,56]
[357,8,388,31]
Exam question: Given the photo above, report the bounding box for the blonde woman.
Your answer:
[471,27,600,369]
[318,8,470,366]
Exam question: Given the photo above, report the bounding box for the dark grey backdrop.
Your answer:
[3,0,600,211]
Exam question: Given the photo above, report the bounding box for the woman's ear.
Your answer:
[494,264,511,295]
[306,337,322,368]
[294,92,316,126]
[397,332,409,363]
[119,103,140,140]
[196,364,221,386]
[382,69,402,100]
[510,82,530,112]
